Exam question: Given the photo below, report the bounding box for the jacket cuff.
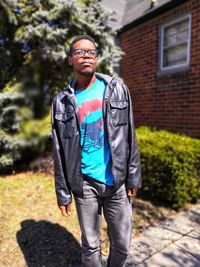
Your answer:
[57,195,72,206]
[126,180,142,189]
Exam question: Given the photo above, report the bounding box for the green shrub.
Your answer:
[0,112,51,174]
[136,127,200,209]
[0,91,51,174]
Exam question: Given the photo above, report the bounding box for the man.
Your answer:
[51,35,141,267]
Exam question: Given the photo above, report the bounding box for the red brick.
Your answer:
[119,0,200,138]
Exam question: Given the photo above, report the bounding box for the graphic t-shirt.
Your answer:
[74,78,114,186]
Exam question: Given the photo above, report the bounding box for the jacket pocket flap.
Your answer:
[55,112,74,121]
[110,101,128,109]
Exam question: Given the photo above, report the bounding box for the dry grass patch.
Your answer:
[1,172,82,266]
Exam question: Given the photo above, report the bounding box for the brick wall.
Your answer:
[120,0,200,138]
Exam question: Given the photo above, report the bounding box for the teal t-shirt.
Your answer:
[74,78,114,186]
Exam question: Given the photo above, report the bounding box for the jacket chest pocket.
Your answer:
[55,112,77,138]
[110,101,128,126]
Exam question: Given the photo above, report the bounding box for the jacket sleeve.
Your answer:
[51,98,72,206]
[125,84,142,189]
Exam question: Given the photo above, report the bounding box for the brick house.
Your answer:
[102,0,200,138]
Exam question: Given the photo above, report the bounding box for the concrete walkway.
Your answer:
[126,204,200,267]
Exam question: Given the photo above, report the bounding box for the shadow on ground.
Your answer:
[17,219,82,267]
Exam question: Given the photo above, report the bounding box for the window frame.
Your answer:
[158,13,192,74]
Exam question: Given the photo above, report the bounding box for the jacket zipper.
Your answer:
[64,92,81,137]
[67,92,83,192]
[104,79,117,180]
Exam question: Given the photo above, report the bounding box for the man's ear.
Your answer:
[68,56,73,66]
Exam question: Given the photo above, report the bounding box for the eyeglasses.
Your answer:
[72,49,98,58]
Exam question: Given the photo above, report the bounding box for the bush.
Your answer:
[0,112,51,174]
[136,127,200,209]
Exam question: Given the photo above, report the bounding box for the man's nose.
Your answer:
[83,51,91,58]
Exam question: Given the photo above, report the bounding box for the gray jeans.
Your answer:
[74,177,132,267]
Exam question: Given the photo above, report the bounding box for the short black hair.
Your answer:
[69,35,96,56]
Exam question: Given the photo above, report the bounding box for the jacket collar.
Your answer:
[95,72,113,84]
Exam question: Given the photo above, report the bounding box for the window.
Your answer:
[159,13,191,73]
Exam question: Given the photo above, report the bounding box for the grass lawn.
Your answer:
[0,172,174,266]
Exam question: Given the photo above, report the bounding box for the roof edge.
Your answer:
[118,0,188,34]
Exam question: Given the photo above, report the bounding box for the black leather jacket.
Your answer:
[51,73,141,206]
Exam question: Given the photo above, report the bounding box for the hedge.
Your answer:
[136,127,200,209]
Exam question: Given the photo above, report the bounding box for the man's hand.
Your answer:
[59,204,72,217]
[127,188,138,197]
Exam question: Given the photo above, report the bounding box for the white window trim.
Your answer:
[159,13,192,73]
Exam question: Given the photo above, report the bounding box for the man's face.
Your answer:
[68,39,98,77]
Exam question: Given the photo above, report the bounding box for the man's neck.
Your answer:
[75,73,96,91]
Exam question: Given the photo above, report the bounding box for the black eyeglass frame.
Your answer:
[72,49,98,58]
